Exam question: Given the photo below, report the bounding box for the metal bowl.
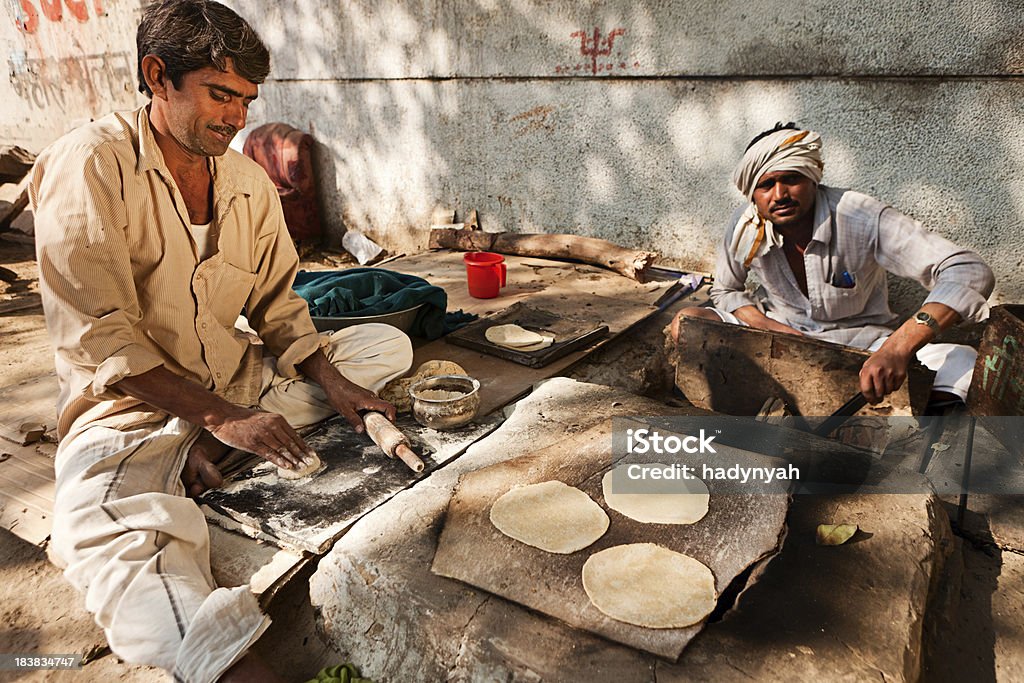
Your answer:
[408,374,481,430]
[310,303,424,333]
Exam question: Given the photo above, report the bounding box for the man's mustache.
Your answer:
[771,199,798,211]
[209,125,237,137]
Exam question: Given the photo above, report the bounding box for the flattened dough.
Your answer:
[485,324,545,348]
[278,453,323,480]
[490,480,609,554]
[582,543,716,628]
[509,334,554,352]
[601,467,709,524]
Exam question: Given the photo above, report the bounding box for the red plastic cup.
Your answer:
[464,251,507,299]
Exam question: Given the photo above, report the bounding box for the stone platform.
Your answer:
[309,378,954,682]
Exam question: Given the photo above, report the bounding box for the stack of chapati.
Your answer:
[488,466,716,629]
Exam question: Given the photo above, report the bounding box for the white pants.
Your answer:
[50,324,412,683]
[710,309,976,400]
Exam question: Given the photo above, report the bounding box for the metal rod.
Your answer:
[812,393,869,437]
[957,416,976,527]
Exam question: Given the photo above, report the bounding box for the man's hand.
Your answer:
[322,379,396,434]
[113,366,316,472]
[858,303,961,404]
[206,406,318,470]
[859,345,912,404]
[298,347,397,434]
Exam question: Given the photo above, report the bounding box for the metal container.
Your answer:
[310,303,424,333]
[409,375,481,430]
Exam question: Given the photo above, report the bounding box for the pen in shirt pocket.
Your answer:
[832,270,856,288]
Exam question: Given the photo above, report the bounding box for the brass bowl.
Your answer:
[408,375,481,430]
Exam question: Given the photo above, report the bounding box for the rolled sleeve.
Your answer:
[874,207,995,323]
[91,343,166,399]
[273,332,329,379]
[924,270,995,323]
[710,210,758,312]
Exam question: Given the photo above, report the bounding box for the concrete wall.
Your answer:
[2,1,1021,306]
[224,0,1023,307]
[2,0,147,150]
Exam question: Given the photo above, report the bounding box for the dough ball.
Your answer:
[490,480,609,554]
[278,453,322,480]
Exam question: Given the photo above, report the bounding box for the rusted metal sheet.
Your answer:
[674,316,933,417]
[968,305,1024,458]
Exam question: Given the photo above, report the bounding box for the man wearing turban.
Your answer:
[670,123,995,406]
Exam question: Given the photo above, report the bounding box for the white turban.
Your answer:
[728,129,824,267]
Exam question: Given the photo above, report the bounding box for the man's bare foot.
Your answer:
[182,431,229,498]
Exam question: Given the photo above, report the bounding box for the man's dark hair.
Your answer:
[745,121,800,151]
[136,0,270,97]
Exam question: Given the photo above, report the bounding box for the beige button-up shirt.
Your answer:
[31,107,322,437]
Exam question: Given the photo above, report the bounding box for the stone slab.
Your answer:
[310,379,705,680]
[311,378,953,681]
[658,493,954,683]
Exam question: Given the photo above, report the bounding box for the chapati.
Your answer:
[601,467,709,524]
[485,324,546,348]
[582,543,716,628]
[490,480,609,554]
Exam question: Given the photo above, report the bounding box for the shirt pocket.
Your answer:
[820,279,871,321]
[207,261,258,326]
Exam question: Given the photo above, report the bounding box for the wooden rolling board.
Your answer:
[444,301,608,368]
[410,292,657,417]
[381,250,672,316]
[201,413,503,553]
[431,420,790,660]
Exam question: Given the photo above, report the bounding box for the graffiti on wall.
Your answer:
[9,51,134,112]
[982,335,1024,413]
[13,0,107,33]
[555,27,640,75]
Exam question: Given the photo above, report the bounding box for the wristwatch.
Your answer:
[914,310,940,333]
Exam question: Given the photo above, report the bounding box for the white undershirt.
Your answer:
[190,222,216,261]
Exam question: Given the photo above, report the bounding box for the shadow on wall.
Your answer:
[240,0,1023,308]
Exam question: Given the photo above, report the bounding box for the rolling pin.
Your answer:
[363,412,426,473]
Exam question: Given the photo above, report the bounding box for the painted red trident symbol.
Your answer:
[571,27,625,76]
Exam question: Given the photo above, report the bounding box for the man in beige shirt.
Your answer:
[30,2,411,681]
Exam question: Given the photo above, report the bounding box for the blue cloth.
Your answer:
[293,268,474,340]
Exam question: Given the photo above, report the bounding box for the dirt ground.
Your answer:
[2,238,1024,682]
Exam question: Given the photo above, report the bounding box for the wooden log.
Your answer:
[428,229,658,282]
[0,175,31,231]
[0,145,34,185]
